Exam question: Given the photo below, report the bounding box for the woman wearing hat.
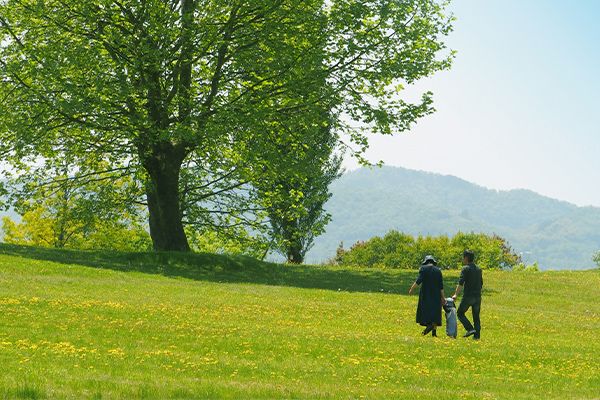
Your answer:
[409,255,447,337]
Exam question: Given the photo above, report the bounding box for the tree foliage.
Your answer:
[593,251,600,269]
[333,230,522,270]
[1,170,151,251]
[252,106,343,264]
[185,227,267,258]
[0,0,454,252]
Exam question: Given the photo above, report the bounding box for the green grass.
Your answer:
[0,243,599,399]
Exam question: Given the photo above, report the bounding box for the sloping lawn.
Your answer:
[1,244,598,399]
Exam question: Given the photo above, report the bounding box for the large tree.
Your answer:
[0,0,454,251]
[253,105,343,264]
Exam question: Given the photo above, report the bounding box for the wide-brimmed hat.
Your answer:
[422,255,437,266]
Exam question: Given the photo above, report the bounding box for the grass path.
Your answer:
[0,244,599,399]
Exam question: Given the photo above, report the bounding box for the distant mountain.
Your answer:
[306,166,600,270]
[3,173,598,269]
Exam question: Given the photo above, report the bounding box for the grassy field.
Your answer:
[0,243,599,399]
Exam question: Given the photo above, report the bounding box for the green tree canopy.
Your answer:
[0,0,454,251]
[1,161,151,251]
[253,106,343,264]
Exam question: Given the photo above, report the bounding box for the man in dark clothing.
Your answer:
[452,249,483,340]
[409,255,446,337]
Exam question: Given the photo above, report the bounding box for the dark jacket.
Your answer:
[458,263,483,297]
[415,264,444,326]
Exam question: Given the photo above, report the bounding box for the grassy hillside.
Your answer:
[307,166,600,269]
[1,244,599,399]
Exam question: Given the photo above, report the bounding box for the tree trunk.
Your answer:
[287,245,303,264]
[285,219,303,264]
[143,145,190,252]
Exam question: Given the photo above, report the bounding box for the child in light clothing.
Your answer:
[444,297,457,338]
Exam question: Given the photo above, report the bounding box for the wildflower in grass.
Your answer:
[108,348,125,357]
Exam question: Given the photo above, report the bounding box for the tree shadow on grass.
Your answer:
[0,243,459,295]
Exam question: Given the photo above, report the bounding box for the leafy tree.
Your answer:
[593,251,600,269]
[0,0,454,251]
[414,234,452,268]
[332,241,348,265]
[1,191,151,251]
[381,231,418,268]
[491,233,522,269]
[2,208,150,250]
[450,231,521,270]
[253,106,343,264]
[1,158,151,250]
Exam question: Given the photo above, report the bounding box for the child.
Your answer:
[444,297,457,338]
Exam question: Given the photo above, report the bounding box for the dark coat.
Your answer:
[415,264,443,326]
[458,263,483,297]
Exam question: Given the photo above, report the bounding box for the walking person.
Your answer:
[409,255,446,337]
[452,249,483,340]
[443,297,457,338]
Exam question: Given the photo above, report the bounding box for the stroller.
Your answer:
[444,297,457,338]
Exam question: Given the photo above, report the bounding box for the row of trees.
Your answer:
[332,230,523,270]
[0,0,454,262]
[1,165,153,251]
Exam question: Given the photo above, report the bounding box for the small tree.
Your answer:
[1,160,151,251]
[593,251,600,269]
[1,205,151,251]
[450,231,521,270]
[332,241,348,265]
[254,107,343,264]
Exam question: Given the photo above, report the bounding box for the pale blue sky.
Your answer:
[345,0,600,207]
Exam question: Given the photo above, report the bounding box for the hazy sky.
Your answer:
[344,0,600,208]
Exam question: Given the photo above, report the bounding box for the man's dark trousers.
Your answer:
[457,295,481,339]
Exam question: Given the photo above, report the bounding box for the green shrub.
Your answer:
[333,230,522,270]
[513,261,539,271]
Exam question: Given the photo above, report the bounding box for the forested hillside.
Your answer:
[307,166,600,270]
[4,168,599,270]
